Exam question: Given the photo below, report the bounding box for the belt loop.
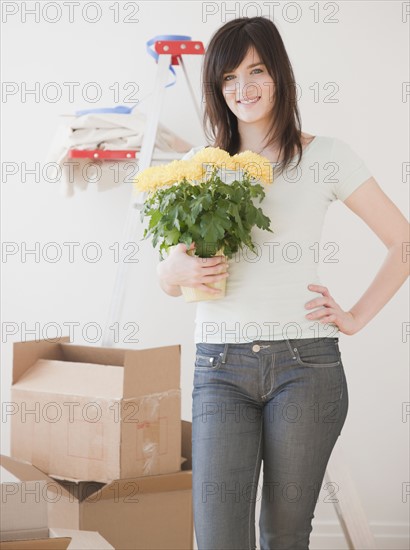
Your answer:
[285,338,297,360]
[221,343,229,363]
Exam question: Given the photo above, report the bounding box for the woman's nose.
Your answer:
[237,82,260,101]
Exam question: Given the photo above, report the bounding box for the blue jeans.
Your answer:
[192,337,348,550]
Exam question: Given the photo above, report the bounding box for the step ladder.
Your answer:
[324,443,377,548]
[100,38,204,348]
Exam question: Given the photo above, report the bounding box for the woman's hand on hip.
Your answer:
[304,284,362,335]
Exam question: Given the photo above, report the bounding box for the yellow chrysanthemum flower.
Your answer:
[134,165,164,192]
[190,147,232,168]
[164,160,206,184]
[134,146,273,191]
[135,159,208,191]
[181,161,207,183]
[231,150,273,184]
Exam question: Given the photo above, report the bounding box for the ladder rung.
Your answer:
[68,149,137,160]
[67,149,190,161]
[154,40,205,64]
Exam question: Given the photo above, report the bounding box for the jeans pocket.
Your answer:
[291,338,341,367]
[195,344,224,371]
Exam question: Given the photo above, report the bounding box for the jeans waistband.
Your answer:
[196,337,339,364]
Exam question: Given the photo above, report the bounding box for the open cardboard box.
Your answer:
[0,455,114,549]
[1,462,49,542]
[1,421,193,550]
[0,532,71,550]
[0,528,114,549]
[9,336,181,483]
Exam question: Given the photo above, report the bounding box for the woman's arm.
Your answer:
[157,261,182,297]
[305,177,409,335]
[343,177,410,330]
[157,243,229,298]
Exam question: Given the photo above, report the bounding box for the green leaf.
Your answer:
[148,209,163,230]
[227,203,243,231]
[164,227,180,245]
[138,172,273,258]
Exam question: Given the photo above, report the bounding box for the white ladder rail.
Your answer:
[324,443,377,549]
[101,53,202,347]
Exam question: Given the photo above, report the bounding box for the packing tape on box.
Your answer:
[122,388,181,476]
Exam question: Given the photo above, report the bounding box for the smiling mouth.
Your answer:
[237,96,261,105]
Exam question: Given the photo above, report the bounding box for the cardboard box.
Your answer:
[0,455,67,549]
[0,456,114,549]
[0,464,49,541]
[51,529,114,549]
[0,528,114,549]
[0,535,71,550]
[1,421,193,550]
[9,336,181,483]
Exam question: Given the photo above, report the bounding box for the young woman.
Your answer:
[157,17,409,550]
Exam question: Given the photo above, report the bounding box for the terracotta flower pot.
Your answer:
[181,247,227,302]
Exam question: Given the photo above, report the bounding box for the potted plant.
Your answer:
[134,147,274,302]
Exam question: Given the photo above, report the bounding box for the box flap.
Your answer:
[0,455,71,499]
[50,473,106,484]
[0,454,57,483]
[0,528,50,543]
[60,342,126,367]
[50,529,114,549]
[1,476,48,536]
[0,537,71,549]
[50,470,192,503]
[123,345,181,397]
[90,470,192,501]
[12,337,70,384]
[50,478,105,497]
[12,359,124,399]
[0,466,20,483]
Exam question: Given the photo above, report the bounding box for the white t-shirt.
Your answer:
[180,135,372,343]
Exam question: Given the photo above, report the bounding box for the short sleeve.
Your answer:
[180,145,207,161]
[330,138,372,202]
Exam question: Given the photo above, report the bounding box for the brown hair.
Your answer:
[201,16,303,175]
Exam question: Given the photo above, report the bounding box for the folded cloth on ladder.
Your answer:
[45,111,193,197]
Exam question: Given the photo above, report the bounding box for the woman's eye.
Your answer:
[223,68,263,81]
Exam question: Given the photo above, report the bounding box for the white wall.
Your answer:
[1,1,409,548]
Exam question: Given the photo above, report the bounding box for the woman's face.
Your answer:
[221,46,275,125]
